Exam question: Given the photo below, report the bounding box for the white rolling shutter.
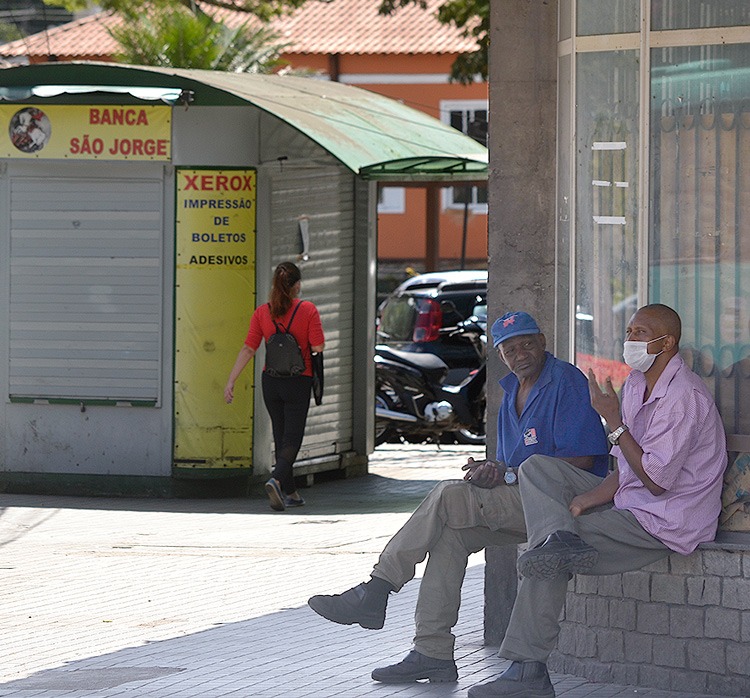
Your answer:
[9,175,163,402]
[269,165,355,457]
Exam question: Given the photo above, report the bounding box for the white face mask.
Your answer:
[623,335,667,372]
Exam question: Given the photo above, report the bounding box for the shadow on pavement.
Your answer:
[0,569,492,698]
[0,472,446,518]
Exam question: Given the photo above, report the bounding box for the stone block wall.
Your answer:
[549,535,750,696]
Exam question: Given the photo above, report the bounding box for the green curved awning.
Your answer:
[0,62,488,182]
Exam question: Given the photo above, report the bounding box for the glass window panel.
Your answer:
[377,186,405,214]
[557,53,572,360]
[575,50,640,389]
[452,185,472,205]
[652,0,750,30]
[441,101,488,211]
[650,42,750,440]
[577,0,639,35]
[559,0,572,41]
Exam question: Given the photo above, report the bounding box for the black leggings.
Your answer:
[261,372,312,495]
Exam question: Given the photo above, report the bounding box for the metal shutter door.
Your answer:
[9,175,162,402]
[269,165,355,458]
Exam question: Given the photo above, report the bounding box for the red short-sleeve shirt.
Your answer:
[244,300,325,377]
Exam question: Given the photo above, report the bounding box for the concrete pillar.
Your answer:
[425,184,441,272]
[485,0,558,645]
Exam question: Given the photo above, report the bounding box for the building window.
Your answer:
[649,41,750,441]
[652,0,750,30]
[559,0,750,456]
[572,50,640,392]
[440,100,488,212]
[577,0,639,35]
[377,186,405,214]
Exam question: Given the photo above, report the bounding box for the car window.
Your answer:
[472,303,487,321]
[379,289,486,339]
[379,296,418,340]
[441,293,486,326]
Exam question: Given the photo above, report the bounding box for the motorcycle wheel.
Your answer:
[454,425,486,446]
[454,399,487,446]
[374,389,397,447]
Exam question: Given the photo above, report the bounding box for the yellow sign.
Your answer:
[174,169,256,470]
[0,104,171,160]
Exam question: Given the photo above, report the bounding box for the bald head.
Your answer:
[638,304,681,345]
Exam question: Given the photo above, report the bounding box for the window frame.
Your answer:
[439,99,489,214]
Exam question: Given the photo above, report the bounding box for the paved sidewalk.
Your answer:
[0,444,737,697]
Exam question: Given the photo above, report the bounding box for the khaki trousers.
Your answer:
[499,455,671,663]
[372,479,527,660]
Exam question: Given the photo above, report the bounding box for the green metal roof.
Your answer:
[0,62,487,182]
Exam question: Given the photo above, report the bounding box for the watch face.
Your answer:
[504,469,518,485]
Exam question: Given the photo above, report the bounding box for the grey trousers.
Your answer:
[372,479,527,660]
[499,455,671,663]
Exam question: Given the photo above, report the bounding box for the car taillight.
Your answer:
[413,299,442,342]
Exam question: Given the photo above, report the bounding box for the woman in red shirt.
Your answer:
[224,262,325,511]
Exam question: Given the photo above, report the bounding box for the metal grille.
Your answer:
[9,175,163,402]
[269,165,355,458]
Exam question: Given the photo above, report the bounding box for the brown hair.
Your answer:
[268,262,301,318]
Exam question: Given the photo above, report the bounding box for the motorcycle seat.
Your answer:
[376,345,449,375]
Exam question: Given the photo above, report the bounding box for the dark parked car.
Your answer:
[376,270,487,384]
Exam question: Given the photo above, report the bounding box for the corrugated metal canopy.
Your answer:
[0,62,487,182]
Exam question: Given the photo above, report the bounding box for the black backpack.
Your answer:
[264,302,306,377]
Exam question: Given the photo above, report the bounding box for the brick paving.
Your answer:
[0,443,737,697]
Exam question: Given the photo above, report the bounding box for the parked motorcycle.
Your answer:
[374,318,487,446]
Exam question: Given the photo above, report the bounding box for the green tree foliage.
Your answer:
[108,4,286,71]
[379,0,488,84]
[0,21,25,43]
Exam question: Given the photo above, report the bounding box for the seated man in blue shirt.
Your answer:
[308,311,609,683]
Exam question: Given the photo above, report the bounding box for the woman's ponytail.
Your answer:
[268,261,301,318]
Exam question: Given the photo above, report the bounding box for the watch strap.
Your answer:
[608,424,629,445]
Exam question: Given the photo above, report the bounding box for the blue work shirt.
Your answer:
[496,352,609,478]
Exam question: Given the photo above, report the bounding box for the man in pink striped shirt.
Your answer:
[469,304,727,698]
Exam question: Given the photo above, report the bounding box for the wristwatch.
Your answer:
[504,467,518,485]
[608,424,629,445]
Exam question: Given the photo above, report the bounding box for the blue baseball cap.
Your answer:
[491,311,541,348]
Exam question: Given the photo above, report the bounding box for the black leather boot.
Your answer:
[371,650,458,683]
[307,576,394,630]
[467,660,554,697]
[517,530,598,580]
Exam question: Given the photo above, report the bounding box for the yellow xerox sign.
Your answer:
[174,168,256,471]
[0,104,171,160]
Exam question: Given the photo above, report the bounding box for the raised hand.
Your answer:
[587,369,621,427]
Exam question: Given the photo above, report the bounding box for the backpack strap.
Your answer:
[268,301,305,333]
[285,300,304,332]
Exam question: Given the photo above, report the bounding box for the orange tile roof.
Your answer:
[275,0,477,55]
[0,0,477,61]
[0,11,119,60]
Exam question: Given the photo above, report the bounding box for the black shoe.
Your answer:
[371,650,458,684]
[517,530,598,580]
[264,478,285,511]
[308,580,391,630]
[284,495,305,508]
[467,660,554,697]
